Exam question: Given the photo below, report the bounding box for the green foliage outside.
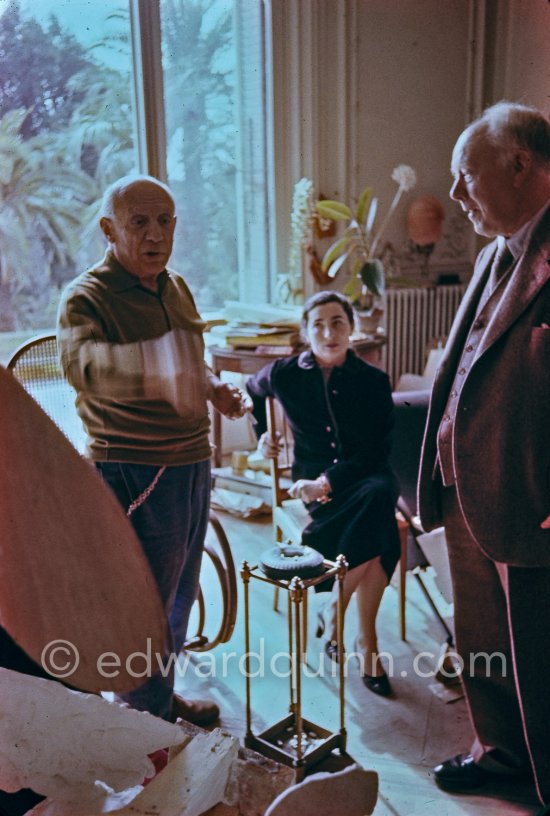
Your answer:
[0,0,239,332]
[162,0,239,308]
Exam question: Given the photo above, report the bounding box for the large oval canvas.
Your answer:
[0,366,167,693]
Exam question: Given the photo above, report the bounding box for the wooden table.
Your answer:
[209,335,385,467]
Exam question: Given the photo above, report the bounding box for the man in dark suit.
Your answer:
[418,101,550,805]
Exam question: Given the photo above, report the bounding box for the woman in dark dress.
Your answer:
[246,291,401,696]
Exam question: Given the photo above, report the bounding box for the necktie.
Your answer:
[476,242,513,316]
[487,242,513,294]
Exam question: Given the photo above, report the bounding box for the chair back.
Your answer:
[389,390,431,518]
[265,395,309,545]
[265,395,293,506]
[7,332,86,453]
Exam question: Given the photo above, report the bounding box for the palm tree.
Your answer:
[161,0,238,303]
[64,63,136,268]
[0,108,93,330]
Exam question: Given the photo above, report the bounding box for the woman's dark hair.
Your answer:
[301,290,356,332]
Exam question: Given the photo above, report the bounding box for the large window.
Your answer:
[0,0,273,359]
[159,0,273,307]
[0,0,137,342]
[161,0,239,307]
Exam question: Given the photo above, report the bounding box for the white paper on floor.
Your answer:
[28,730,239,816]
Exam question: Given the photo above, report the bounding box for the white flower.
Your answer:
[288,177,314,274]
[391,164,417,192]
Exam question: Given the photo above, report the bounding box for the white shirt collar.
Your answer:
[506,199,550,260]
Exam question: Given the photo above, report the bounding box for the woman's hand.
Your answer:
[288,475,331,504]
[258,431,282,459]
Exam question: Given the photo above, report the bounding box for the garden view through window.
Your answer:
[0,0,269,361]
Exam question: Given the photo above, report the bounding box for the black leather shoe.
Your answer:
[362,671,393,697]
[433,753,490,790]
[324,639,343,662]
[353,636,393,697]
[318,610,345,662]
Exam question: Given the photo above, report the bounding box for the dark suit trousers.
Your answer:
[442,487,550,805]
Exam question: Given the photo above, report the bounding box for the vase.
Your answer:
[356,303,384,335]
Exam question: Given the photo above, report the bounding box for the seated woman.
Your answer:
[246,291,400,697]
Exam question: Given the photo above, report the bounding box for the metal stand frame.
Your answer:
[241,555,348,780]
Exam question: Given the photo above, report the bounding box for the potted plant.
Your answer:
[315,165,417,307]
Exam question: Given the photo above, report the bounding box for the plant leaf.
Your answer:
[321,236,350,272]
[316,200,353,221]
[351,256,364,281]
[342,275,362,303]
[365,197,378,235]
[359,259,385,296]
[356,186,374,226]
[327,251,350,279]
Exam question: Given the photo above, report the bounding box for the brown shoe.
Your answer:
[171,693,220,726]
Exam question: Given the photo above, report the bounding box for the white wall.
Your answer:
[270,0,550,291]
[497,0,550,112]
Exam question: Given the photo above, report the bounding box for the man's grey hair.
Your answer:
[466,101,550,169]
[99,174,175,219]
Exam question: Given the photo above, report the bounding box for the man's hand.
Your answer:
[209,381,252,419]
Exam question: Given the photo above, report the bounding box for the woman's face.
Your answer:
[305,302,353,367]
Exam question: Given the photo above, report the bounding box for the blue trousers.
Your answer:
[96,459,211,720]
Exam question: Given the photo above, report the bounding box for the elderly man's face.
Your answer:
[449,132,519,238]
[101,180,176,288]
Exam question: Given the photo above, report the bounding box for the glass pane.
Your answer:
[0,0,137,359]
[160,0,271,310]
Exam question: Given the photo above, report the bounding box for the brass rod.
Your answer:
[242,560,252,737]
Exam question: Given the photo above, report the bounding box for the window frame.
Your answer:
[131,0,278,305]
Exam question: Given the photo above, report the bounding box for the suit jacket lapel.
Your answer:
[431,241,494,392]
[475,231,550,360]
[430,202,550,398]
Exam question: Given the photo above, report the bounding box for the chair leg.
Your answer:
[413,572,454,646]
[273,586,279,612]
[396,513,409,641]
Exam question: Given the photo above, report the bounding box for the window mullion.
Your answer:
[129,0,167,180]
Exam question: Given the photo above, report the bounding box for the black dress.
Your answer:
[246,349,400,580]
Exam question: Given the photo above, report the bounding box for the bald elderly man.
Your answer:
[58,175,249,725]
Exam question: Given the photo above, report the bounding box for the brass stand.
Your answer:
[241,554,348,780]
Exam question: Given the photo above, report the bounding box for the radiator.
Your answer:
[381,284,466,387]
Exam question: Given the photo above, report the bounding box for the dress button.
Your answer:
[458,367,466,375]
[473,319,484,330]
[332,390,338,395]
[330,442,336,448]
[326,426,331,432]
[333,458,338,464]
[465,345,474,353]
